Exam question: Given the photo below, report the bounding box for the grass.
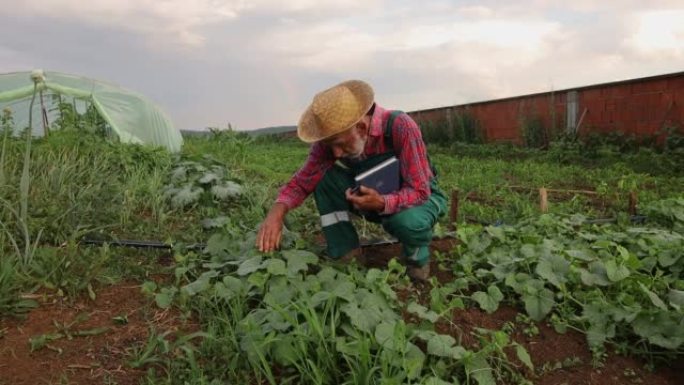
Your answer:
[0,127,681,292]
[0,119,682,383]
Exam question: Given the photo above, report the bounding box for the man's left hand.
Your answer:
[346,186,385,212]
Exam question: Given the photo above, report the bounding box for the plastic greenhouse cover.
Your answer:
[0,70,182,152]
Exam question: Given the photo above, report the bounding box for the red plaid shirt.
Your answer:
[276,104,434,215]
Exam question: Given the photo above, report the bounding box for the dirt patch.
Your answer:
[0,282,192,385]
[443,306,681,385]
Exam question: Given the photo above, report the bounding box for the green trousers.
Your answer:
[313,163,446,266]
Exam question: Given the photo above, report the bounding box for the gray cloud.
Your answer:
[1,1,682,131]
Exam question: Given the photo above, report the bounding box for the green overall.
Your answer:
[313,111,447,266]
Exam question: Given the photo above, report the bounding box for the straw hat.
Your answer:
[297,80,374,143]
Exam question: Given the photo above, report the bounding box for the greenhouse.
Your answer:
[0,69,182,152]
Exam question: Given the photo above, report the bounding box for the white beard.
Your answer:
[345,132,367,160]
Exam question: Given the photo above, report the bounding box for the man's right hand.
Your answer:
[256,202,288,252]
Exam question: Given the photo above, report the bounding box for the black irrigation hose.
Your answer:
[80,238,205,250]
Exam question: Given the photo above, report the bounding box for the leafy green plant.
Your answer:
[30,242,112,299]
[163,156,243,209]
[451,211,684,362]
[29,312,109,352]
[0,107,13,186]
[0,258,38,317]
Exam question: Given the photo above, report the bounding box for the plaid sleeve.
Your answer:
[381,113,433,215]
[276,142,334,210]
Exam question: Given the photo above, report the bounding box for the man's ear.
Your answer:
[356,117,371,135]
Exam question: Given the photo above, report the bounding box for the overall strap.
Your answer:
[384,110,404,149]
[385,110,439,178]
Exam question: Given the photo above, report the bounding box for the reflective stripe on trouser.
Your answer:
[314,165,359,258]
[314,164,446,265]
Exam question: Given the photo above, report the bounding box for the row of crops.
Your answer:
[1,119,682,383]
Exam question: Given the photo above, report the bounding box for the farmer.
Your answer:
[256,80,446,281]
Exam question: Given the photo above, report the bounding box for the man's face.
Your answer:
[323,121,368,160]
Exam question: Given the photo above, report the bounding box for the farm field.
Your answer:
[1,123,683,385]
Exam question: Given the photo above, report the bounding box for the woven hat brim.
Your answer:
[297,80,374,143]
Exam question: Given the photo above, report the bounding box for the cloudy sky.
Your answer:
[1,0,683,130]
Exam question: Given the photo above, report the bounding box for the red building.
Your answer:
[408,71,684,146]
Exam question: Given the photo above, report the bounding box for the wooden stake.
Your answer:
[539,187,548,213]
[629,191,638,215]
[449,189,459,231]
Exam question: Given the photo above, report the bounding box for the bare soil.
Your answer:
[0,281,192,385]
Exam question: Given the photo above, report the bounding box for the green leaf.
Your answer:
[515,344,534,370]
[237,256,263,276]
[265,258,287,276]
[639,283,667,310]
[374,321,398,350]
[140,281,157,295]
[181,270,218,296]
[201,216,230,229]
[535,254,570,288]
[155,287,177,309]
[204,233,234,258]
[181,277,211,296]
[309,291,332,307]
[427,334,465,359]
[522,285,555,321]
[169,166,187,181]
[407,301,440,322]
[579,261,611,287]
[331,281,356,301]
[198,171,220,184]
[223,275,243,293]
[170,184,203,207]
[658,251,681,268]
[582,303,614,348]
[341,302,377,332]
[335,336,358,356]
[273,337,297,365]
[605,259,630,282]
[283,249,318,274]
[632,313,682,349]
[668,289,684,309]
[505,272,532,294]
[215,276,244,300]
[648,335,684,350]
[467,354,496,385]
[211,181,243,200]
[469,235,492,255]
[471,286,503,314]
[247,271,268,288]
[264,282,295,307]
[520,244,536,259]
[485,226,505,242]
[565,248,594,261]
[586,322,614,348]
[405,342,426,379]
[424,377,454,385]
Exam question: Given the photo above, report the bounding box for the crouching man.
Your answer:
[256,80,446,281]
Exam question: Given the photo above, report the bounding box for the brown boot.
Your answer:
[407,264,430,282]
[338,248,365,265]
